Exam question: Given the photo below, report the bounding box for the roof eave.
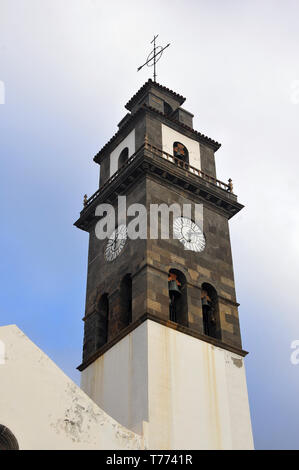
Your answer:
[125,79,186,111]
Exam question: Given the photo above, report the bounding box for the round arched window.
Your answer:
[173,142,189,164]
[0,425,19,450]
[168,269,188,326]
[118,147,129,170]
[201,283,221,340]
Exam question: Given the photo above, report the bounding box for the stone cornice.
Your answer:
[143,104,221,151]
[93,106,145,164]
[94,104,221,164]
[75,147,243,232]
[77,314,248,372]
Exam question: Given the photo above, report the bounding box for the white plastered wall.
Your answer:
[0,325,143,450]
[81,320,254,450]
[146,321,254,450]
[161,123,201,170]
[81,321,149,436]
[110,129,135,177]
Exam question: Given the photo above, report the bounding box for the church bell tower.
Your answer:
[75,80,254,450]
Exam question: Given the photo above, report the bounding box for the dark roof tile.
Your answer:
[144,104,221,151]
[125,79,186,111]
[93,104,221,163]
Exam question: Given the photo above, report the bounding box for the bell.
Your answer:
[168,280,181,296]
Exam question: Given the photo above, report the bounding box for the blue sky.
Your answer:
[1,0,299,449]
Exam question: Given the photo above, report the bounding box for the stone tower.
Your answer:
[75,80,254,449]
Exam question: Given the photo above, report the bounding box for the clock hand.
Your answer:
[111,237,118,250]
[186,229,193,242]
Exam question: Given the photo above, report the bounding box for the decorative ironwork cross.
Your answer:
[137,35,170,82]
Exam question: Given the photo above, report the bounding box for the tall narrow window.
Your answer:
[96,293,109,349]
[168,269,188,326]
[173,142,189,164]
[120,274,132,327]
[201,283,221,340]
[118,147,129,170]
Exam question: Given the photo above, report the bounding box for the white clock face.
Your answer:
[173,217,206,252]
[105,224,127,262]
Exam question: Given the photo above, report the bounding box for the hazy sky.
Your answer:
[1,0,299,449]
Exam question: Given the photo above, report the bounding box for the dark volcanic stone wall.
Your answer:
[145,177,241,349]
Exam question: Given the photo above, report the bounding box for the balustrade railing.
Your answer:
[82,140,233,211]
[144,140,232,192]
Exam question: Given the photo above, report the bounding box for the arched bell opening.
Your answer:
[0,425,19,450]
[118,147,129,170]
[201,283,221,340]
[95,293,109,349]
[173,142,189,165]
[119,274,132,328]
[168,269,188,327]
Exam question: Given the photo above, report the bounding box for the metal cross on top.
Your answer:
[137,35,170,82]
